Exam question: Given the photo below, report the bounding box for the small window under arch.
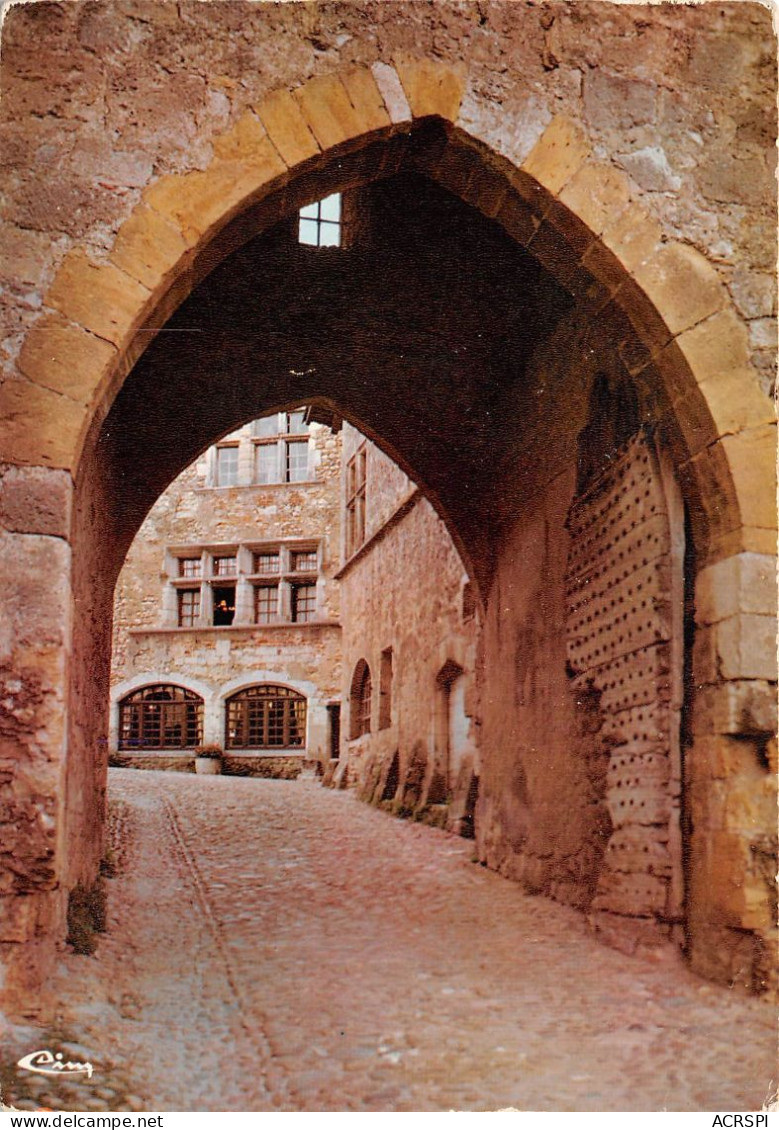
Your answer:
[299,193,341,247]
[225,685,307,750]
[350,659,372,740]
[119,685,203,750]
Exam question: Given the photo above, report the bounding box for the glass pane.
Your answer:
[213,556,237,576]
[299,217,319,246]
[256,443,279,484]
[319,193,341,222]
[286,439,309,482]
[216,447,238,486]
[254,585,278,624]
[299,201,319,219]
[318,221,340,248]
[286,410,308,434]
[179,557,201,578]
[254,415,279,438]
[254,552,280,574]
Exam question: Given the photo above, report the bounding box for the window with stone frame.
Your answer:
[346,445,367,557]
[178,588,200,627]
[379,647,393,730]
[253,411,311,484]
[215,444,239,486]
[225,685,307,749]
[291,582,317,623]
[254,584,279,624]
[350,659,372,739]
[119,685,203,750]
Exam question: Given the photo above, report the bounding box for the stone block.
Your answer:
[696,367,775,439]
[521,115,591,195]
[212,109,268,161]
[255,88,320,167]
[715,614,777,681]
[0,530,71,653]
[674,308,751,385]
[293,74,366,152]
[633,242,728,338]
[558,161,632,238]
[144,147,287,242]
[583,70,657,132]
[46,250,151,350]
[0,465,72,537]
[720,424,777,533]
[0,223,54,290]
[393,55,465,122]
[495,191,539,247]
[110,203,192,292]
[0,377,83,470]
[18,312,117,403]
[370,62,411,124]
[692,683,778,741]
[601,201,662,274]
[341,68,391,133]
[696,553,777,625]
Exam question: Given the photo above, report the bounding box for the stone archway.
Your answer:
[1,59,775,1015]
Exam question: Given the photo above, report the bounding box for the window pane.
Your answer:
[286,410,309,434]
[179,557,201,578]
[318,221,340,248]
[213,556,236,577]
[286,439,309,482]
[299,201,319,219]
[292,584,316,623]
[255,585,278,624]
[291,550,317,572]
[319,193,341,222]
[254,415,279,438]
[216,446,239,486]
[178,588,200,626]
[254,551,280,575]
[299,217,319,246]
[256,443,279,484]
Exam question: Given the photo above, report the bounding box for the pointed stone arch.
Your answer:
[1,58,775,1013]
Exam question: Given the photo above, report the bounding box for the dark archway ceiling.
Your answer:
[95,172,572,589]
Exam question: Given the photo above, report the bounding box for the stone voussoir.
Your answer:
[392,54,466,123]
[633,241,728,338]
[110,203,194,293]
[143,145,288,244]
[520,114,591,196]
[254,87,321,167]
[17,312,118,404]
[46,250,152,350]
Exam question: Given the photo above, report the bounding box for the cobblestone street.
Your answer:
[7,770,776,1112]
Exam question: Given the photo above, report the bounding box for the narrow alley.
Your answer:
[4,770,775,1112]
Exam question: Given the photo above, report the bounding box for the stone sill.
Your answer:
[113,750,307,759]
[194,480,321,493]
[128,621,341,636]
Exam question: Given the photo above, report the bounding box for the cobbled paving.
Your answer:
[9,769,776,1112]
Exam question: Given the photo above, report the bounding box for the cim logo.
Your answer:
[17,1050,93,1079]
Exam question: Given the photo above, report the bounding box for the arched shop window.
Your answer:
[225,685,307,750]
[119,685,203,750]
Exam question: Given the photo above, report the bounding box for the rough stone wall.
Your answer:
[111,420,343,763]
[338,425,479,832]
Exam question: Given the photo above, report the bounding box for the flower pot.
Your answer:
[195,756,222,775]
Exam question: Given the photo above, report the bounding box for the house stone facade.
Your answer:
[110,412,345,774]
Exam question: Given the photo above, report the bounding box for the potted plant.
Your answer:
[194,744,223,775]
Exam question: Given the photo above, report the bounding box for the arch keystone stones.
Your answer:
[393,54,466,121]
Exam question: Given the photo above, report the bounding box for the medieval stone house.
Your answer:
[0,1,776,1018]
